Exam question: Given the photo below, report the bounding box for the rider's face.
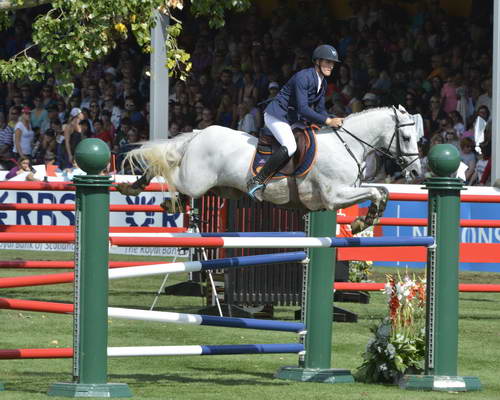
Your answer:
[317,59,335,77]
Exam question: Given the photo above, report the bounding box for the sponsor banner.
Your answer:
[373,200,500,272]
[0,189,188,258]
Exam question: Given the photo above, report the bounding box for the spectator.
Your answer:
[197,107,214,129]
[80,84,100,110]
[362,92,379,109]
[40,105,59,135]
[475,77,492,112]
[423,95,447,137]
[440,74,461,114]
[30,96,49,131]
[117,126,141,172]
[33,128,56,165]
[216,93,236,128]
[211,69,237,104]
[122,97,143,125]
[56,98,68,124]
[266,81,280,101]
[102,94,121,129]
[238,71,258,104]
[114,117,132,149]
[236,102,257,136]
[5,155,38,181]
[94,119,113,147]
[13,106,35,159]
[40,85,58,109]
[0,145,16,171]
[0,110,15,153]
[459,137,477,184]
[169,121,180,137]
[63,108,85,165]
[449,110,465,137]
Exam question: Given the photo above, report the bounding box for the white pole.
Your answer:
[150,10,169,140]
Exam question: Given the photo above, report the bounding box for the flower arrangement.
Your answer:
[354,272,426,384]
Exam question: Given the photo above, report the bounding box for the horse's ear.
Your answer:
[397,104,408,113]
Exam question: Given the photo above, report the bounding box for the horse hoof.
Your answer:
[116,183,142,196]
[351,218,366,235]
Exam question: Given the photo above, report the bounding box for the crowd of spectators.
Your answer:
[0,0,495,185]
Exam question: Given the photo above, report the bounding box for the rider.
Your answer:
[247,44,344,200]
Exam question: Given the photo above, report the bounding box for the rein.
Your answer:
[332,108,418,183]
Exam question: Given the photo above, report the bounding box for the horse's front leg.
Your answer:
[320,185,388,234]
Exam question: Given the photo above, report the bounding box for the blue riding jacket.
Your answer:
[265,67,331,125]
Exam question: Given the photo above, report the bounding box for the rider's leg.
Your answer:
[247,114,297,200]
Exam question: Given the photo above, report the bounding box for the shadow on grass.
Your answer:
[107,372,290,387]
[460,297,498,303]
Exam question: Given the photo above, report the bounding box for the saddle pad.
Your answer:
[251,126,318,179]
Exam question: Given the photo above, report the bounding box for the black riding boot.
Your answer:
[247,146,291,200]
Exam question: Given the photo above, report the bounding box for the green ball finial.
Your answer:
[427,144,461,177]
[74,138,110,175]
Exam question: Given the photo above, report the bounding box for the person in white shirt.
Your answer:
[13,106,35,158]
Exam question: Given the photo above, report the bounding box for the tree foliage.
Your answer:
[0,0,251,95]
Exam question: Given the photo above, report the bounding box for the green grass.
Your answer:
[1,251,500,399]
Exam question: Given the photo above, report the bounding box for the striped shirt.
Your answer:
[0,125,13,147]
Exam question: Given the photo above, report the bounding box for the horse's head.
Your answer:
[388,105,421,180]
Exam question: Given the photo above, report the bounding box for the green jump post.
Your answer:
[49,139,132,398]
[276,211,354,383]
[401,144,481,392]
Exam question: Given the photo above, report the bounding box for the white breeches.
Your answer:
[264,113,297,157]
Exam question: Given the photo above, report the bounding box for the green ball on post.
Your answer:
[74,138,111,175]
[427,144,461,177]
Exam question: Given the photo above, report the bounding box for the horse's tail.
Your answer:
[123,130,201,204]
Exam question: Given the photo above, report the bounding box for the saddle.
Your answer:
[251,125,318,179]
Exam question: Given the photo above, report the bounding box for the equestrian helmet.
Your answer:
[312,44,340,62]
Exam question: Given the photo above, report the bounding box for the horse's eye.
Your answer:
[402,137,410,143]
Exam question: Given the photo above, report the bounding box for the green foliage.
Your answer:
[354,317,425,384]
[0,0,251,92]
[348,260,373,282]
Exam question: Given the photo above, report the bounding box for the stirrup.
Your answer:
[247,183,266,201]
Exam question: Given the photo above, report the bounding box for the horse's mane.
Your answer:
[344,106,391,121]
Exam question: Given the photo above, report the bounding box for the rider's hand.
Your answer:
[326,117,344,129]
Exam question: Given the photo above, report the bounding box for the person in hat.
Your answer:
[247,44,344,200]
[62,107,84,166]
[362,92,379,109]
[13,106,35,159]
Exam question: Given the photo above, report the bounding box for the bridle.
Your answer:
[332,106,419,183]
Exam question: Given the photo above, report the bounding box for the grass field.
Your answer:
[1,250,500,400]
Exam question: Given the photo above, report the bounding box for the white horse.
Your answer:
[118,105,420,233]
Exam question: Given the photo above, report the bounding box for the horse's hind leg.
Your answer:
[116,173,152,196]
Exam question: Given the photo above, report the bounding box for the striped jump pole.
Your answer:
[0,344,304,359]
[400,145,480,392]
[109,235,435,248]
[0,252,307,288]
[48,139,131,398]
